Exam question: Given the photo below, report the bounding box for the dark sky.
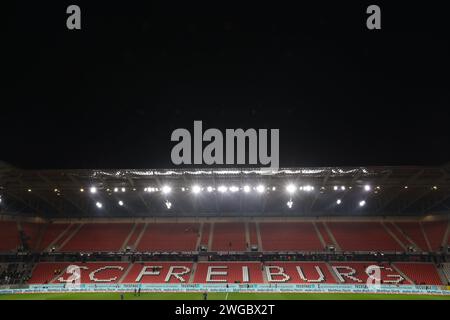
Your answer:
[4,1,450,169]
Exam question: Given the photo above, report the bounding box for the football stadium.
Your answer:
[0,165,449,300]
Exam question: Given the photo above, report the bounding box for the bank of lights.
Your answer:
[192,185,201,194]
[287,199,293,209]
[286,184,296,194]
[359,200,366,207]
[118,200,124,206]
[95,201,103,209]
[161,186,172,194]
[256,185,265,193]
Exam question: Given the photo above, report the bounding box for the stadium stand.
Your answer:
[20,223,43,251]
[211,223,247,251]
[61,223,134,252]
[326,222,402,252]
[136,223,199,252]
[193,262,264,283]
[441,263,450,285]
[394,262,443,285]
[248,222,258,248]
[36,223,69,251]
[122,262,194,283]
[0,221,20,252]
[263,262,336,283]
[259,222,323,251]
[316,222,333,247]
[422,221,448,251]
[123,223,143,250]
[199,223,211,249]
[395,222,430,251]
[384,222,412,249]
[29,262,131,284]
[330,262,408,284]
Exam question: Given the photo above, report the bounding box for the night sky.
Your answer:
[4,1,449,169]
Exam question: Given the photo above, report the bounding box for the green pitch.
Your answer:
[1,292,449,300]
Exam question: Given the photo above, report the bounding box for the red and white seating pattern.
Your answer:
[122,262,193,283]
[26,261,445,285]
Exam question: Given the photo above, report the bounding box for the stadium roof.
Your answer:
[0,165,449,218]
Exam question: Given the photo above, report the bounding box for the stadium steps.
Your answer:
[325,263,341,283]
[120,223,137,251]
[381,222,407,251]
[244,222,250,251]
[34,223,48,252]
[312,222,326,249]
[45,224,74,251]
[189,262,197,283]
[436,265,450,285]
[391,222,421,252]
[59,224,84,251]
[208,222,214,249]
[261,263,269,283]
[255,222,263,251]
[419,222,433,252]
[391,264,413,284]
[441,220,450,249]
[118,263,133,283]
[441,263,450,285]
[195,222,204,250]
[322,222,341,251]
[133,222,149,250]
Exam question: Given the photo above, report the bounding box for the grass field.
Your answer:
[1,292,449,300]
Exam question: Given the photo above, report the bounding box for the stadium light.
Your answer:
[359,200,366,207]
[165,200,172,209]
[90,187,97,194]
[121,187,126,192]
[287,199,293,209]
[0,196,2,204]
[336,199,342,205]
[286,184,296,194]
[303,185,314,192]
[161,186,172,194]
[206,186,214,193]
[256,185,265,193]
[333,186,338,191]
[80,188,84,192]
[341,186,346,191]
[118,200,124,206]
[114,187,119,193]
[243,185,251,193]
[95,201,103,209]
[364,185,371,191]
[218,185,228,193]
[229,186,239,193]
[192,185,201,194]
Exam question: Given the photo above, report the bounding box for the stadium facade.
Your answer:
[0,166,449,295]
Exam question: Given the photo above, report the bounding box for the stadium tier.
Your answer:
[24,261,445,285]
[1,218,448,253]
